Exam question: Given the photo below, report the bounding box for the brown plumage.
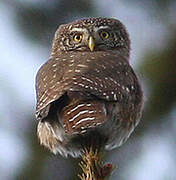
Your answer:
[35,17,143,157]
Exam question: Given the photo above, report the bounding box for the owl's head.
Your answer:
[51,17,130,56]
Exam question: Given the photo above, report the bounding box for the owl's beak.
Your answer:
[88,36,95,51]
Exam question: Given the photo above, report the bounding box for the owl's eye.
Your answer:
[73,34,83,43]
[100,31,110,39]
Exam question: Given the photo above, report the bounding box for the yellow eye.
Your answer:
[73,34,83,42]
[100,31,110,39]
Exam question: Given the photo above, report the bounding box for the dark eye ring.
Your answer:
[100,31,110,39]
[73,34,83,42]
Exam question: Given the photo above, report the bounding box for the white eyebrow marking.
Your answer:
[94,26,110,31]
[70,28,88,33]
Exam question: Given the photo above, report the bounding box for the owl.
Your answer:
[35,17,143,157]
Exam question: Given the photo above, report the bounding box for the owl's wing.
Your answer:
[35,58,68,120]
[62,54,143,135]
[36,52,142,122]
[69,54,142,106]
[61,53,143,135]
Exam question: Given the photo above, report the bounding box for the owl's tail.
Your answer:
[59,100,109,150]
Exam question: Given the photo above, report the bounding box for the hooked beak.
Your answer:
[88,36,95,52]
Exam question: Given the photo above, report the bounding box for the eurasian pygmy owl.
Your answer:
[35,17,143,157]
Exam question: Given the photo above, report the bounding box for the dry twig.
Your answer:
[78,148,115,180]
